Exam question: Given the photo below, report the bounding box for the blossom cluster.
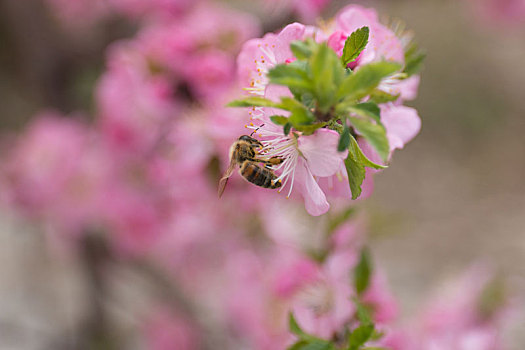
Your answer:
[0,1,515,349]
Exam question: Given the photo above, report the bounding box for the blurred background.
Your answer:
[0,0,524,348]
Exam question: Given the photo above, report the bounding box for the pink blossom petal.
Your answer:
[381,105,421,151]
[298,129,347,177]
[295,158,329,216]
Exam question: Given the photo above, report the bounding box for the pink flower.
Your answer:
[3,113,107,235]
[254,124,347,216]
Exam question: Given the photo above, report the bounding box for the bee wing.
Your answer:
[218,159,237,198]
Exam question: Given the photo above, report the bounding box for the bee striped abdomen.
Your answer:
[240,162,281,189]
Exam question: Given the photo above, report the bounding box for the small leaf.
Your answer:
[290,40,313,60]
[368,89,400,104]
[338,125,351,152]
[344,152,366,200]
[354,248,372,295]
[310,43,342,113]
[287,341,309,350]
[302,341,336,350]
[352,297,373,325]
[289,312,306,337]
[348,116,389,162]
[347,102,381,124]
[289,107,315,126]
[343,135,385,200]
[348,135,386,170]
[294,122,326,135]
[341,27,369,67]
[348,324,374,350]
[227,97,280,108]
[270,115,289,125]
[284,122,292,136]
[404,42,426,76]
[337,61,401,101]
[268,64,313,91]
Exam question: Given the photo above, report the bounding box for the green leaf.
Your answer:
[270,115,289,125]
[344,151,366,200]
[284,122,292,136]
[348,135,386,170]
[302,341,336,350]
[288,341,309,350]
[343,134,385,200]
[289,312,306,337]
[354,248,372,295]
[341,27,369,67]
[368,89,400,104]
[310,44,341,113]
[290,40,313,60]
[289,107,315,126]
[338,125,351,152]
[348,116,389,162]
[227,97,281,108]
[294,122,326,135]
[348,324,374,350]
[337,61,401,101]
[347,102,381,124]
[404,43,425,76]
[352,297,373,325]
[267,64,313,91]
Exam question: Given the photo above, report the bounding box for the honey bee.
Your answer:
[218,135,283,197]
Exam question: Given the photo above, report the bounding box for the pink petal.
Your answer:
[295,158,330,216]
[298,129,347,177]
[381,105,421,151]
[275,23,306,62]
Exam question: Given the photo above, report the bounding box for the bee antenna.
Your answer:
[250,124,265,137]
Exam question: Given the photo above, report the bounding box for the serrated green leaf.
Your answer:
[348,324,374,350]
[343,134,385,200]
[267,64,313,91]
[270,115,288,125]
[338,125,351,152]
[337,61,401,101]
[344,151,366,200]
[284,122,292,136]
[348,116,389,162]
[354,248,372,295]
[227,97,281,108]
[349,135,386,170]
[341,27,369,67]
[294,122,326,135]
